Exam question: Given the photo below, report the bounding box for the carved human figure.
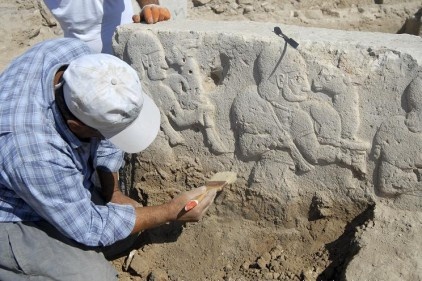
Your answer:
[165,39,229,154]
[373,73,422,196]
[126,30,186,146]
[232,42,366,199]
[233,43,366,190]
[126,32,228,154]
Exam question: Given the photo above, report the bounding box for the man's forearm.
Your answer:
[130,186,217,234]
[96,169,141,208]
[131,204,173,234]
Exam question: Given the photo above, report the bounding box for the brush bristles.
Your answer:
[208,171,237,184]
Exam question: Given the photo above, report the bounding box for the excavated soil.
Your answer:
[112,169,374,280]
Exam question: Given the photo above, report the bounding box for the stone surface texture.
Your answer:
[113,20,422,280]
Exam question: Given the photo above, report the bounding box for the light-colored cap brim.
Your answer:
[109,94,160,153]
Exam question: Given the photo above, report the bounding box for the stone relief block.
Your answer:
[373,73,422,198]
[113,21,422,211]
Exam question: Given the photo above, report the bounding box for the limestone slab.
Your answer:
[113,19,422,280]
[114,20,421,209]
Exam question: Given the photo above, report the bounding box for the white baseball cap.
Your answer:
[62,54,160,153]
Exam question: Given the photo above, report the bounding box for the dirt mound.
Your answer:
[0,0,60,71]
[114,200,373,280]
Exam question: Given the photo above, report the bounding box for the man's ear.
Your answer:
[67,119,86,134]
[67,119,102,139]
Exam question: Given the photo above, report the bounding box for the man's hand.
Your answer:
[169,186,217,222]
[132,4,171,24]
[131,186,217,234]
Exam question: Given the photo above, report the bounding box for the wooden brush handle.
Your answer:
[184,178,232,212]
[184,186,221,212]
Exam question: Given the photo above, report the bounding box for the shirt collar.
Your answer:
[48,64,84,150]
[52,101,84,150]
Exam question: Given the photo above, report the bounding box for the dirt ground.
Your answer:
[0,1,421,280]
[1,0,421,72]
[113,175,373,281]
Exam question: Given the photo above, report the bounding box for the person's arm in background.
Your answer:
[97,169,141,208]
[133,0,171,24]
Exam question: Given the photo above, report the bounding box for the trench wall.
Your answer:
[113,20,422,217]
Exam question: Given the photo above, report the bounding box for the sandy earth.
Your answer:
[0,1,421,281]
[1,0,421,72]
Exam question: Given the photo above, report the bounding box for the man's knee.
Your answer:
[0,222,118,281]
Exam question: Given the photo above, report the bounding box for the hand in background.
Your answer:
[133,4,171,24]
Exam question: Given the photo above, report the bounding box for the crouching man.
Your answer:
[0,38,216,281]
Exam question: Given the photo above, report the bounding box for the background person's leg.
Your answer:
[0,221,118,281]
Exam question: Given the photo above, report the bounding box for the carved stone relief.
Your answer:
[373,73,422,197]
[114,22,422,210]
[125,30,229,154]
[232,43,369,195]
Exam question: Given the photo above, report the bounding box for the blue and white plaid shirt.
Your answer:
[0,38,135,247]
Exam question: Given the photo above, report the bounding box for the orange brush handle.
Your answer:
[184,183,227,212]
[183,171,237,212]
[184,193,207,211]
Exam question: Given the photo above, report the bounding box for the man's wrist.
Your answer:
[163,202,177,222]
[137,0,159,8]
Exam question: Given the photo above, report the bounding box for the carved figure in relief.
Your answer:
[233,43,367,186]
[127,32,228,154]
[166,40,229,154]
[374,74,422,196]
[126,31,185,146]
[310,64,366,150]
